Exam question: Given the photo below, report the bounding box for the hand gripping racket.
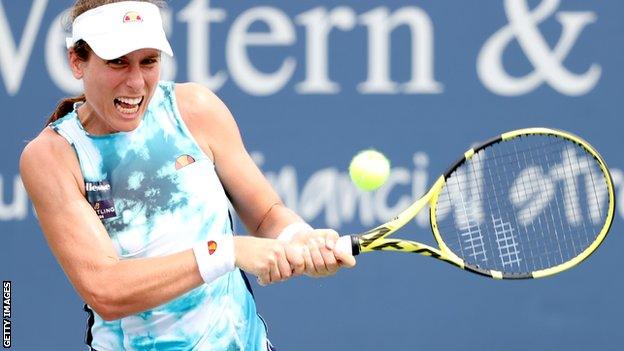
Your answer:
[336,128,615,279]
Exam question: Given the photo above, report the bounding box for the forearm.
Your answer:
[81,249,202,321]
[254,203,306,239]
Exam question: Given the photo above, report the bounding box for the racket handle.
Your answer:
[336,235,361,256]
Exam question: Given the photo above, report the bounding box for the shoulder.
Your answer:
[172,83,242,159]
[21,127,74,167]
[174,82,236,127]
[20,127,83,196]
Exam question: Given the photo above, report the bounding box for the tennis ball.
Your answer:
[349,149,390,191]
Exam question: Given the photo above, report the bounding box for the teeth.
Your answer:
[116,104,139,114]
[116,96,143,105]
[114,96,143,114]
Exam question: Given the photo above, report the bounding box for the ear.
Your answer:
[68,49,85,79]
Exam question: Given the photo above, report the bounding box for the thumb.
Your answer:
[334,247,356,268]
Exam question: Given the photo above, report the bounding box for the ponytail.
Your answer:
[47,38,91,125]
[46,94,86,125]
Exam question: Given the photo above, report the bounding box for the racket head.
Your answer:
[430,128,615,279]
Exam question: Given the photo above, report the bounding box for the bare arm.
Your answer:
[176,83,356,275]
[20,130,207,320]
[20,129,294,320]
[176,83,302,238]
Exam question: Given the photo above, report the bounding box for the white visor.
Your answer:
[66,1,173,60]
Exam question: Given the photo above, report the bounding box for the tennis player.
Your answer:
[19,1,356,350]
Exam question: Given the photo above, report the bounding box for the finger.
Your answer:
[324,230,340,250]
[301,245,314,275]
[277,251,292,281]
[286,245,305,275]
[320,246,339,275]
[269,255,282,283]
[321,231,340,274]
[309,238,328,276]
[334,247,356,268]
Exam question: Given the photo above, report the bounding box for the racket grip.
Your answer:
[336,235,361,256]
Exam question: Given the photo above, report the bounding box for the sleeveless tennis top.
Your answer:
[50,81,270,351]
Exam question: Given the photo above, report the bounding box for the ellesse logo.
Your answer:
[85,181,117,220]
[207,241,217,255]
[85,182,111,192]
[175,154,196,170]
[123,11,143,23]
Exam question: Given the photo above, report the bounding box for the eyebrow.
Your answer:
[106,53,161,62]
[142,54,161,60]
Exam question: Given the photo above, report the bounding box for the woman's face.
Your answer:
[71,48,162,135]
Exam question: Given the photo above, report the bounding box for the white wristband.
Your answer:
[192,235,235,285]
[277,222,313,242]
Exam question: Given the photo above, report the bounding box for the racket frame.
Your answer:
[344,127,615,279]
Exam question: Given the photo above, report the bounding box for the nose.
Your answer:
[124,64,144,91]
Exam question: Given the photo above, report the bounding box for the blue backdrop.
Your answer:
[1,0,623,350]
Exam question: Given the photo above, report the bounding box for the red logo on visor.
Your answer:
[123,11,143,23]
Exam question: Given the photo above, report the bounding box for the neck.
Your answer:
[77,102,116,135]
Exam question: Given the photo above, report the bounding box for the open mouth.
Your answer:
[114,96,144,114]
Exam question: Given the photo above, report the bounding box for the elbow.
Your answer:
[76,261,135,321]
[92,305,124,322]
[83,285,127,321]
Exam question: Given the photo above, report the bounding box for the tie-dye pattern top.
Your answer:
[50,81,269,351]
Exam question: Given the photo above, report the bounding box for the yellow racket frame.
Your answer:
[350,128,615,279]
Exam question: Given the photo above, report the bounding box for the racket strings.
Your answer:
[443,144,600,186]
[434,134,610,275]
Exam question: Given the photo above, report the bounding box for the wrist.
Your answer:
[277,222,313,242]
[193,235,235,285]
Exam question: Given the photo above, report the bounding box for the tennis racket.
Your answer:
[336,128,615,279]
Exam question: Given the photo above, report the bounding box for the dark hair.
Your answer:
[46,0,167,125]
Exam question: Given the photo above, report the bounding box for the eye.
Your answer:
[141,56,160,66]
[106,59,126,67]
